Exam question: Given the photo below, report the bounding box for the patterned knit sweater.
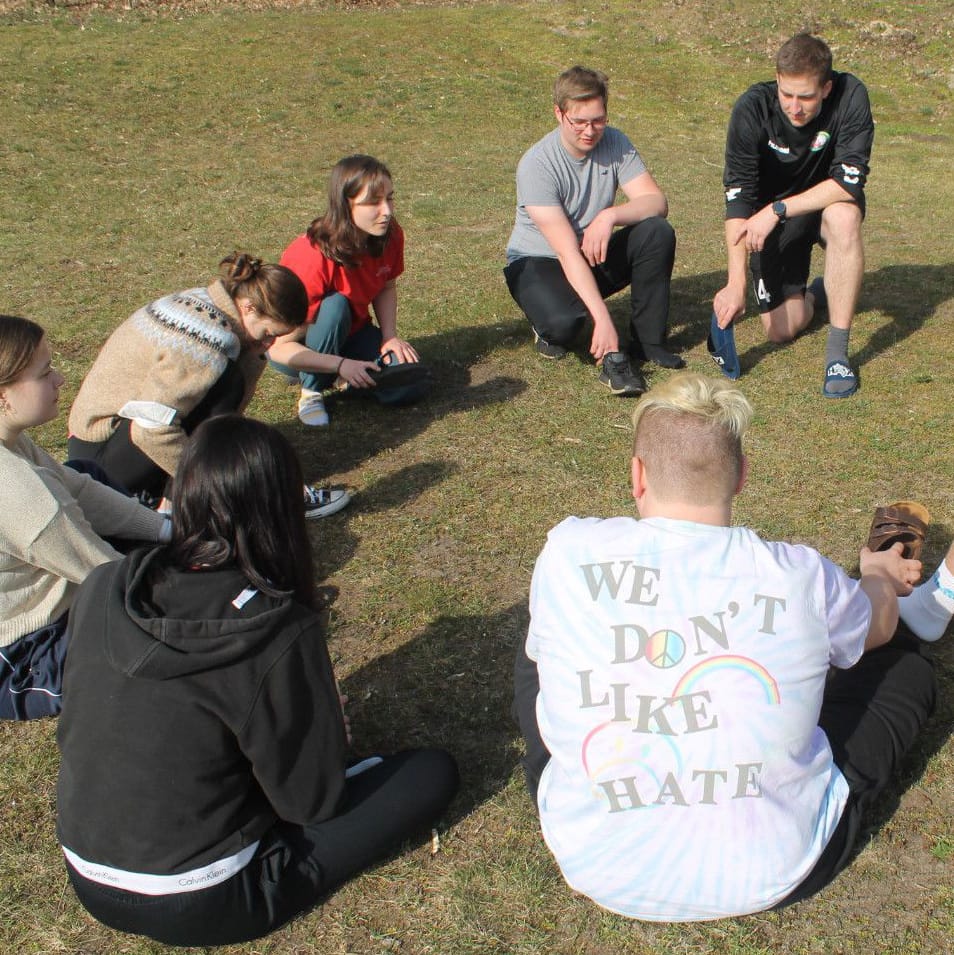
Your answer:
[0,435,166,646]
[68,281,266,478]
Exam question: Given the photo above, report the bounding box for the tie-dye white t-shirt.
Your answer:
[527,515,870,920]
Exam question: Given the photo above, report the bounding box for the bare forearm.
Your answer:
[860,574,900,650]
[724,220,749,286]
[557,250,613,324]
[373,283,399,341]
[604,192,669,228]
[268,340,342,375]
[781,179,856,218]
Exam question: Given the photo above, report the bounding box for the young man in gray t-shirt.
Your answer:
[504,66,680,396]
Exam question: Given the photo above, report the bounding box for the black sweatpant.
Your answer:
[66,748,459,947]
[503,216,676,350]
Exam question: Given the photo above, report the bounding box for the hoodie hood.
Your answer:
[103,547,297,681]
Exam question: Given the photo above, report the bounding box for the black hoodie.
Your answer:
[56,547,347,875]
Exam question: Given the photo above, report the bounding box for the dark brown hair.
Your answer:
[167,414,317,609]
[306,155,396,268]
[218,253,308,329]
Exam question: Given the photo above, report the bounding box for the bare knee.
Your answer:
[821,203,863,250]
[764,323,796,344]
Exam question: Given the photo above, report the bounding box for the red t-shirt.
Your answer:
[280,224,405,334]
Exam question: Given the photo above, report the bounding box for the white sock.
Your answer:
[898,559,954,642]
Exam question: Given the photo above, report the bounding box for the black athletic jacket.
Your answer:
[723,72,874,219]
[56,547,347,875]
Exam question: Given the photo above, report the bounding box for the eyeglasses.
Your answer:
[561,111,608,131]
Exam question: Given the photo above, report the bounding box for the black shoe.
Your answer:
[533,330,567,359]
[599,352,646,396]
[632,342,686,369]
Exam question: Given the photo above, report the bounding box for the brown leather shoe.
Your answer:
[866,501,931,560]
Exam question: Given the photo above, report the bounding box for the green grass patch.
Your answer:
[2,1,953,953]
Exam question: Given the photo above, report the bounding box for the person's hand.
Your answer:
[712,283,746,329]
[380,337,419,364]
[589,317,620,362]
[337,357,380,390]
[580,211,615,266]
[338,692,353,746]
[859,542,922,596]
[740,206,781,253]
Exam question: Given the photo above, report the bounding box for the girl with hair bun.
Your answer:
[0,315,169,719]
[68,253,349,518]
[57,415,459,946]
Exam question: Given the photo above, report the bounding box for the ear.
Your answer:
[821,78,833,100]
[735,454,749,496]
[553,103,563,124]
[631,455,648,504]
[236,297,255,318]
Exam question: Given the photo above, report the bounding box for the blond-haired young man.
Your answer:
[516,373,936,919]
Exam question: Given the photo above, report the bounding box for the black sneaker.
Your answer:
[599,352,646,396]
[533,330,567,359]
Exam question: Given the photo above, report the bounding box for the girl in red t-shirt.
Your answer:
[272,155,427,426]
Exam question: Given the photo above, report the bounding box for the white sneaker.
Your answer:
[303,485,350,519]
[298,390,329,427]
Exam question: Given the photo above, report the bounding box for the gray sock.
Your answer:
[825,326,850,365]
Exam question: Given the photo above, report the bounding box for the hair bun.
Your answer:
[219,252,263,283]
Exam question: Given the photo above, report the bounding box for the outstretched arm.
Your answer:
[373,280,419,364]
[859,542,922,650]
[526,204,620,361]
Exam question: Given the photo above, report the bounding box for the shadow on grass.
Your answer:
[273,321,527,484]
[603,262,954,378]
[340,600,529,817]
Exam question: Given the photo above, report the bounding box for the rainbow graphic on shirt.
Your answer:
[581,719,684,784]
[671,654,781,705]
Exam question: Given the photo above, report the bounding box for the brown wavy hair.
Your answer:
[305,155,396,269]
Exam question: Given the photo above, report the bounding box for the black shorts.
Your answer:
[748,212,823,313]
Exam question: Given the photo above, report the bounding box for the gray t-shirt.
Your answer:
[506,126,647,262]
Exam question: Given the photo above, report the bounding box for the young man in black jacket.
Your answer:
[709,33,873,397]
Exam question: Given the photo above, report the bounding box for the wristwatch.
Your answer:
[772,200,788,223]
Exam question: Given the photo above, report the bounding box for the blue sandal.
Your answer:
[822,359,858,398]
[707,311,741,380]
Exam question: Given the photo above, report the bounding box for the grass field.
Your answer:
[1,1,953,952]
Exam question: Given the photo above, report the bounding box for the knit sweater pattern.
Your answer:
[68,281,265,478]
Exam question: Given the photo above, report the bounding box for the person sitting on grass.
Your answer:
[0,315,169,720]
[67,252,349,518]
[57,415,459,947]
[272,154,430,428]
[515,372,937,920]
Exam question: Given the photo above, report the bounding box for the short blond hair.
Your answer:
[632,373,753,505]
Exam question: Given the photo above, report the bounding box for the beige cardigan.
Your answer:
[0,435,166,645]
